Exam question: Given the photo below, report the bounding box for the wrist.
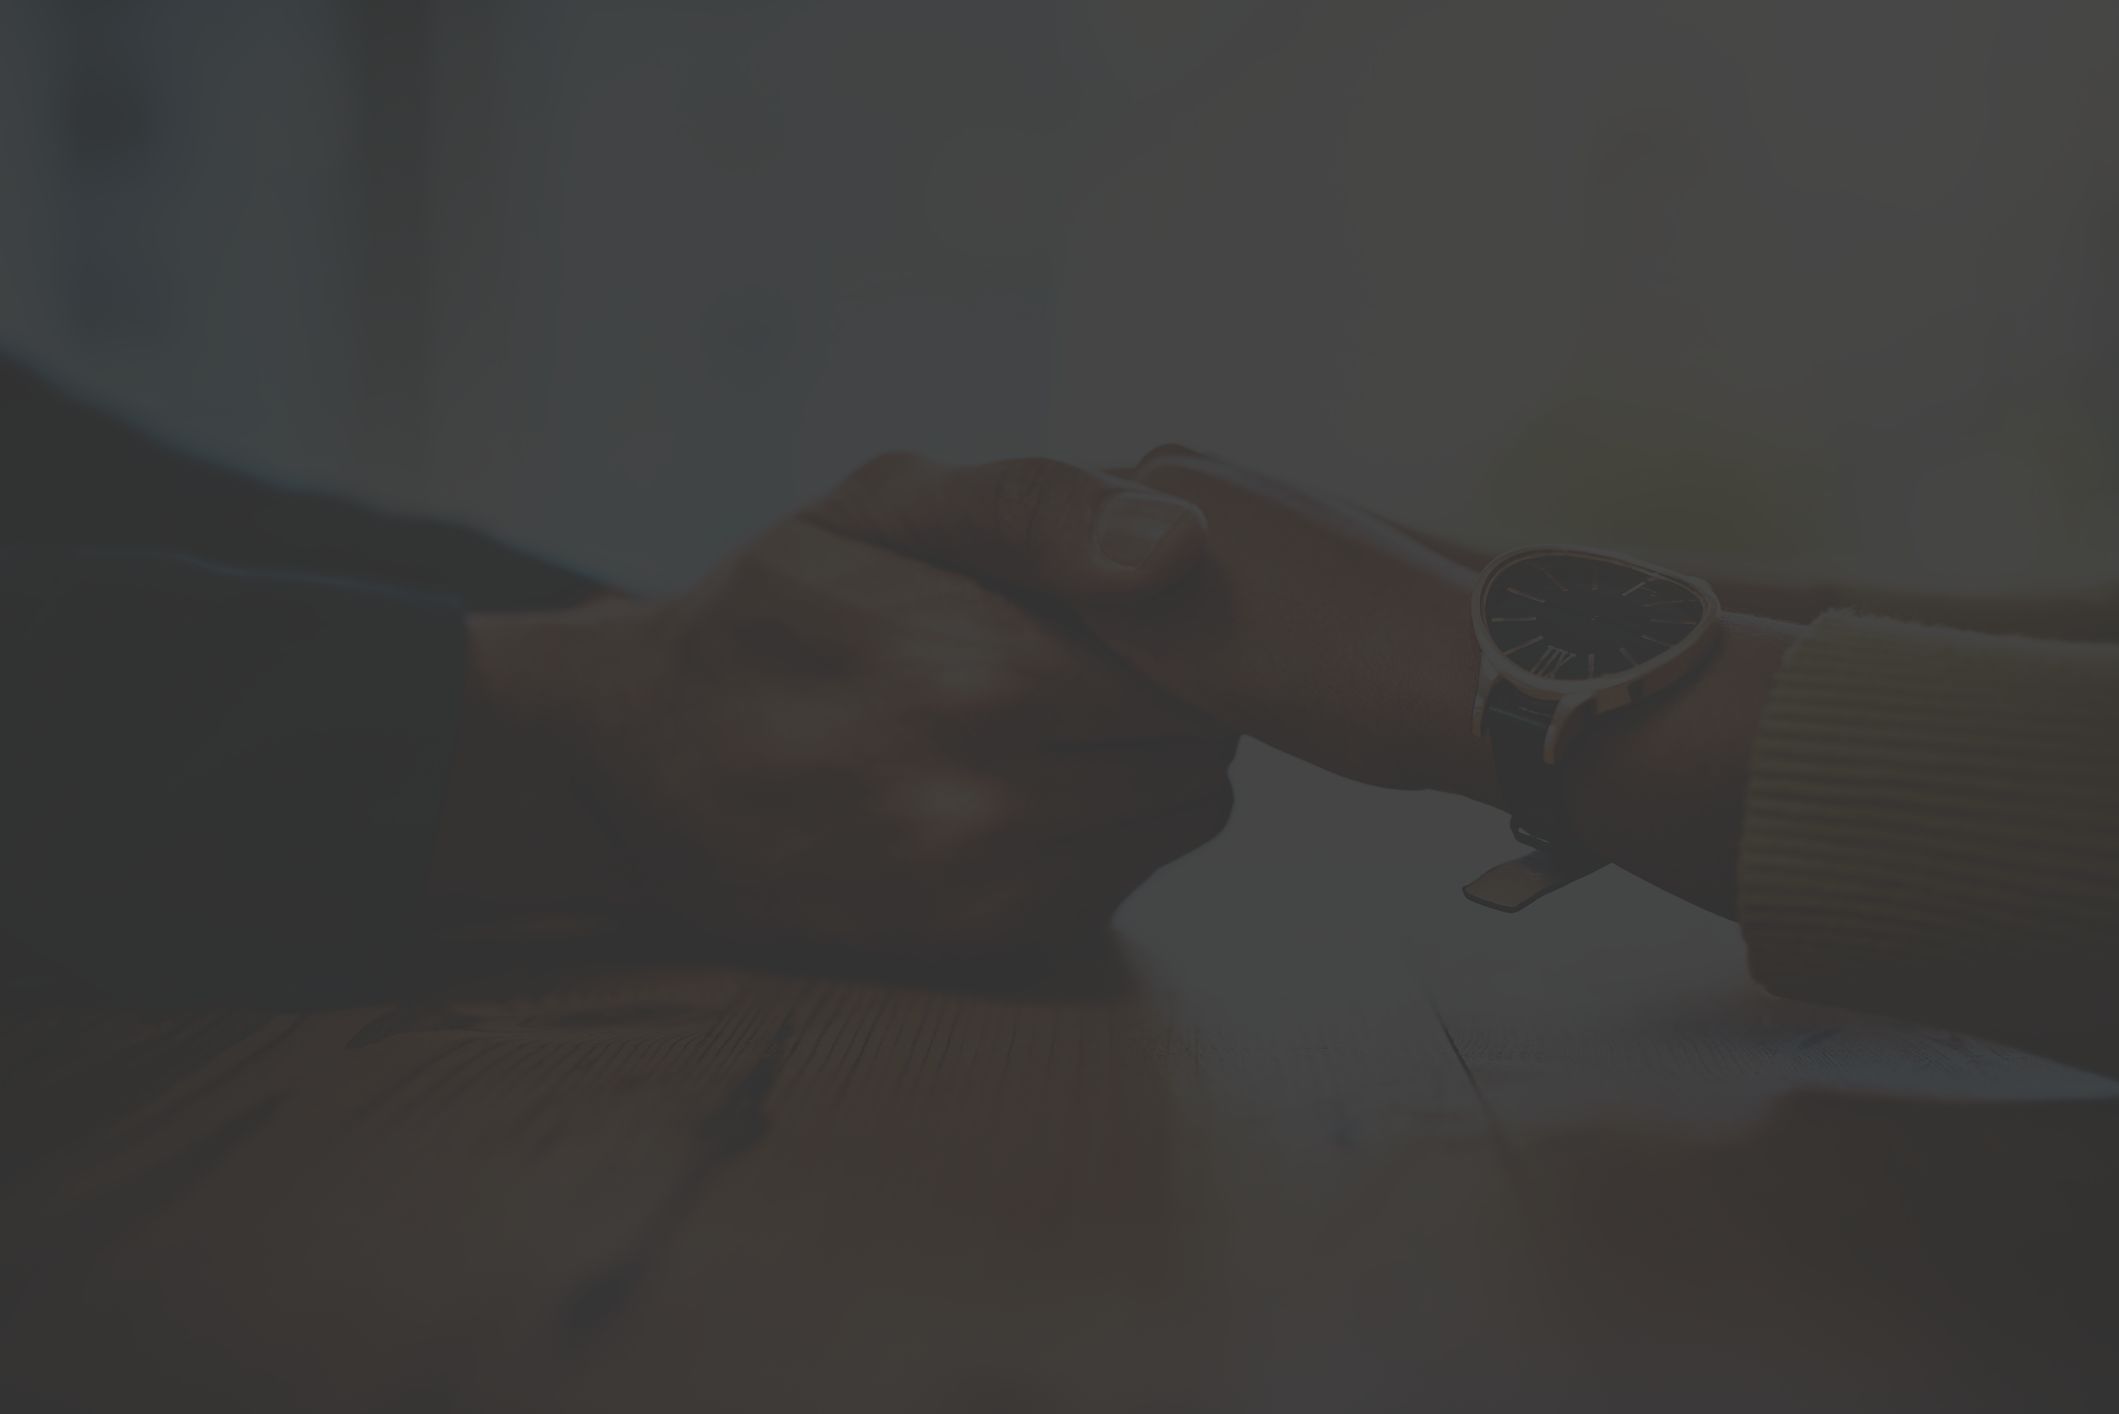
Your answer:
[1562,613,1798,912]
[1398,561,1503,806]
[430,609,635,917]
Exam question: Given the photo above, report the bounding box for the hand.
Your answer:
[435,453,1239,952]
[1072,446,1496,801]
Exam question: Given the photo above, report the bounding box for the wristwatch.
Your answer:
[1461,545,1721,911]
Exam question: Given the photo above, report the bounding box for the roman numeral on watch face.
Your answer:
[1482,552,1710,684]
[1528,644,1576,677]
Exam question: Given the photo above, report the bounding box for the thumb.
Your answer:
[806,453,1208,600]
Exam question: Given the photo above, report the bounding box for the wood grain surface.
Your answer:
[5,751,2118,1413]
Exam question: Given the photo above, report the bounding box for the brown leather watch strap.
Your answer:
[1462,681,1606,911]
[1482,680,1573,853]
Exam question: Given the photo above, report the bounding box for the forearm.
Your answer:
[2,350,614,610]
[0,553,637,993]
[0,549,468,996]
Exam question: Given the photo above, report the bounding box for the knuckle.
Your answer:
[927,658,1035,718]
[845,449,924,492]
[1136,442,1203,470]
[897,774,1019,862]
[717,530,801,601]
[988,457,1086,551]
[823,450,926,529]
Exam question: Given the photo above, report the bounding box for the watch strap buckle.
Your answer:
[1509,814,1562,852]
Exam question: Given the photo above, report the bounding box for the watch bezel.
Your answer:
[1470,545,1723,761]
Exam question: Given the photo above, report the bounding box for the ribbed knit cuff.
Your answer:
[1738,610,2119,1022]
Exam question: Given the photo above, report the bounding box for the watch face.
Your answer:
[1480,552,1707,683]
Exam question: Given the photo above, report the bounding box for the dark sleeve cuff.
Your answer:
[1,548,469,1000]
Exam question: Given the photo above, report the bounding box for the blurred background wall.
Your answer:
[0,1,403,484]
[3,0,2115,593]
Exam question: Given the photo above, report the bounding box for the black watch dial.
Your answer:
[1481,553,1705,683]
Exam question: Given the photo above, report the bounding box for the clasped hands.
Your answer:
[435,446,1501,951]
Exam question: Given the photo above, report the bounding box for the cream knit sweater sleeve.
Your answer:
[1738,610,2119,1034]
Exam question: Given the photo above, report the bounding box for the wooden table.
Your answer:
[7,751,2119,1412]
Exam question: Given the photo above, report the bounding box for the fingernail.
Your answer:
[1093,492,1200,569]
